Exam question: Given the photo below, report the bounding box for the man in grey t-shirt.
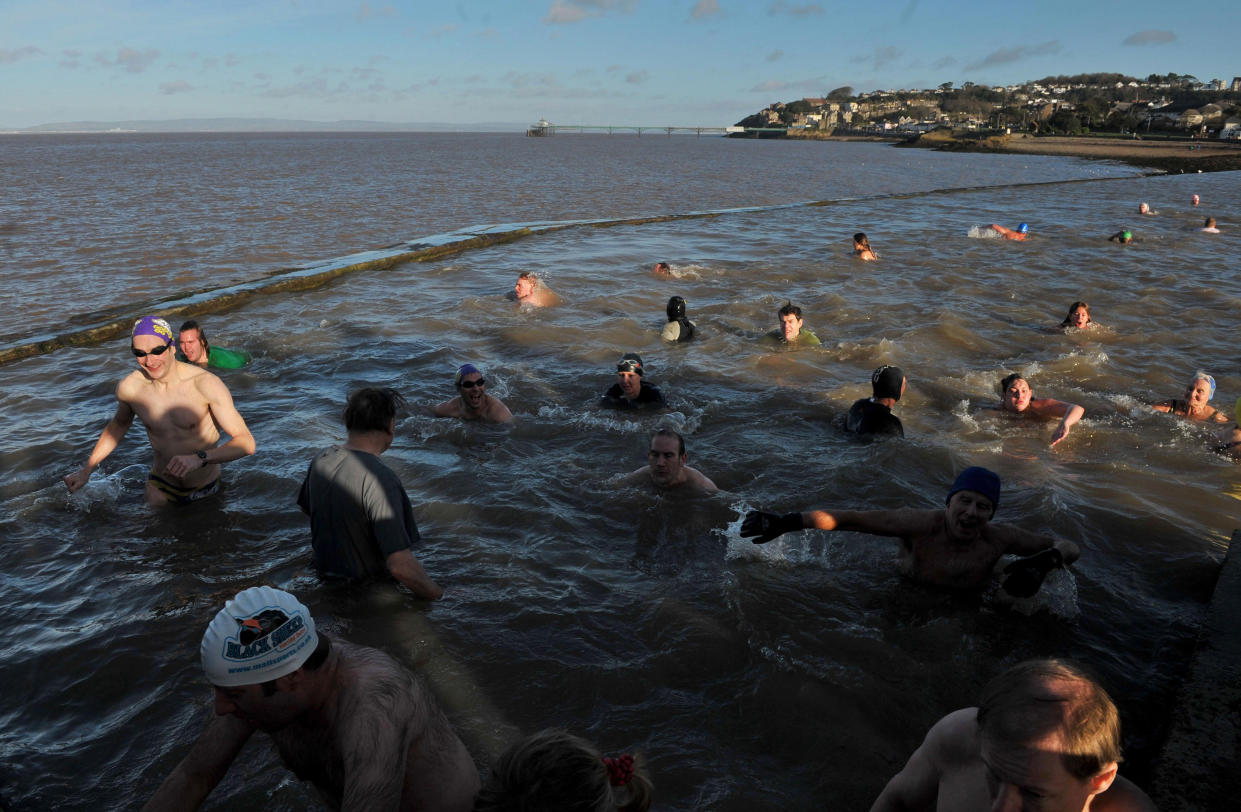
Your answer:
[298,387,443,600]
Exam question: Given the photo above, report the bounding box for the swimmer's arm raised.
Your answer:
[387,549,443,601]
[143,713,254,812]
[64,398,134,492]
[806,508,934,538]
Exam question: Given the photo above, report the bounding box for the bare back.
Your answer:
[272,641,478,812]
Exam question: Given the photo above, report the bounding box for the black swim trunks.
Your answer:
[148,472,221,504]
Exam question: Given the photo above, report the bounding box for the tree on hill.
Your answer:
[827,86,853,101]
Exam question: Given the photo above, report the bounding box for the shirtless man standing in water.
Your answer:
[63,316,255,504]
[144,586,479,812]
[742,467,1078,595]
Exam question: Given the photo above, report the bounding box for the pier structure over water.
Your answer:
[525,119,787,137]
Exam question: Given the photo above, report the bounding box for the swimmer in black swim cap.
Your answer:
[661,296,695,342]
[600,353,667,410]
[845,365,905,437]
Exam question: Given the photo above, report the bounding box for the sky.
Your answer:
[2,0,1238,129]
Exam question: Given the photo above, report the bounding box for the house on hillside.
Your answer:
[1220,119,1241,140]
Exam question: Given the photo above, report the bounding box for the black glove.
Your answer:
[740,511,803,544]
[1001,547,1064,598]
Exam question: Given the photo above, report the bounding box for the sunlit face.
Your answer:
[1069,307,1089,329]
[132,334,175,380]
[1138,202,1150,214]
[1186,379,1212,410]
[213,683,300,732]
[945,490,994,540]
[178,328,206,363]
[780,313,803,341]
[617,371,642,399]
[458,372,486,410]
[647,435,685,486]
[1002,378,1032,412]
[514,276,535,299]
[980,732,1111,812]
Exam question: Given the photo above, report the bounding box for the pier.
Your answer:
[526,119,787,138]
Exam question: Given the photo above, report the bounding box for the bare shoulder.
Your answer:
[686,467,719,494]
[921,708,980,769]
[1095,775,1159,811]
[116,369,150,399]
[334,641,422,721]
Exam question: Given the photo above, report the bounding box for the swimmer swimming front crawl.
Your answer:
[991,373,1084,447]
[989,223,1029,241]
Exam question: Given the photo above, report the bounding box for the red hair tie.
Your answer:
[603,753,634,786]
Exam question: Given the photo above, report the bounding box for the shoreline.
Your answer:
[901,132,1241,174]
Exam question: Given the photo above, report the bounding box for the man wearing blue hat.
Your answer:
[63,315,256,504]
[741,466,1078,595]
[430,364,513,423]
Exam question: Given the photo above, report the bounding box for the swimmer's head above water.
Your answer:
[871,365,905,402]
[132,315,175,345]
[946,466,1001,516]
[1017,223,1029,234]
[1061,301,1092,328]
[777,301,805,342]
[666,296,687,322]
[200,586,320,687]
[999,372,1032,412]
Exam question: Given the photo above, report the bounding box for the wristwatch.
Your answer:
[196,450,208,467]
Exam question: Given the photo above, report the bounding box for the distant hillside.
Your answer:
[3,118,525,134]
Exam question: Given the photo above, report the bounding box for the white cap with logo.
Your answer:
[200,586,319,687]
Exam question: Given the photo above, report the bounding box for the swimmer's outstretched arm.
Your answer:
[63,398,134,492]
[1033,399,1083,446]
[143,714,255,811]
[991,524,1080,564]
[742,508,932,544]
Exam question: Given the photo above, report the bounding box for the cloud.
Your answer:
[767,1,823,16]
[625,70,648,84]
[966,40,1059,71]
[60,49,81,69]
[691,0,719,19]
[767,49,784,63]
[750,76,826,93]
[356,2,396,22]
[1123,30,1175,46]
[95,47,161,73]
[159,80,194,95]
[225,53,241,68]
[544,0,636,24]
[932,56,956,69]
[851,46,901,72]
[0,46,42,64]
[428,23,458,39]
[900,0,917,23]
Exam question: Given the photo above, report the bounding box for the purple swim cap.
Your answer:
[131,316,174,344]
[455,363,481,386]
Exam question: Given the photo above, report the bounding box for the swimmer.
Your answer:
[430,363,513,423]
[989,373,1084,447]
[1192,194,1200,206]
[989,223,1029,241]
[846,365,905,437]
[661,295,696,342]
[622,428,719,494]
[475,728,653,812]
[1138,202,1157,216]
[63,316,256,505]
[870,658,1158,812]
[769,302,821,346]
[144,586,479,812]
[1199,217,1220,234]
[853,232,877,261]
[1059,301,1095,330]
[600,353,667,410]
[511,271,559,307]
[1153,371,1229,423]
[742,466,1080,595]
[177,319,251,369]
[653,261,672,276]
[1217,397,1241,462]
[1107,229,1136,244]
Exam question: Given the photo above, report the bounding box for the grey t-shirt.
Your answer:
[297,446,419,580]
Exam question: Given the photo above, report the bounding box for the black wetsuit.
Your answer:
[846,398,904,437]
[600,381,667,410]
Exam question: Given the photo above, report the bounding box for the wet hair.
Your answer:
[260,633,332,696]
[1204,217,1217,228]
[651,427,685,457]
[179,319,209,350]
[343,387,406,433]
[518,271,538,282]
[777,302,802,320]
[474,728,652,812]
[1059,301,1091,328]
[998,372,1026,396]
[977,659,1122,780]
[853,232,871,250]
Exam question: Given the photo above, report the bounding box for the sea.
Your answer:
[1,131,1238,811]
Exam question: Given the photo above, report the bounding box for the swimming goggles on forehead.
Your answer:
[617,360,642,374]
[131,343,173,357]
